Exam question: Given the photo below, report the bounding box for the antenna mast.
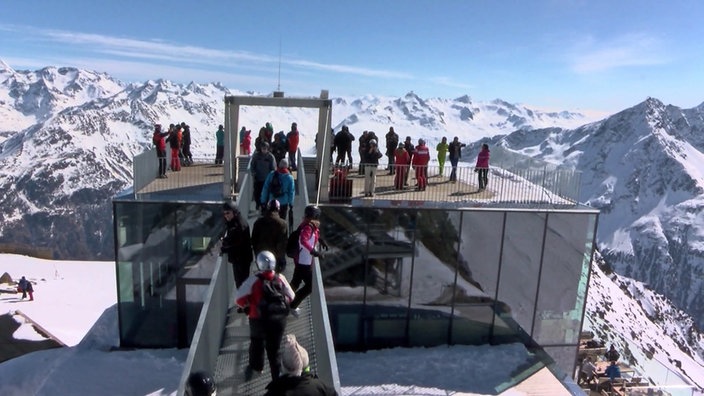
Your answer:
[277,36,282,91]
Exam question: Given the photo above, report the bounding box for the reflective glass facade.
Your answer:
[113,201,224,348]
[321,206,597,375]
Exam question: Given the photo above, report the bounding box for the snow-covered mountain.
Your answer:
[490,98,704,334]
[0,61,591,259]
[2,62,704,391]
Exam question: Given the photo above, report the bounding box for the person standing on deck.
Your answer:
[475,143,490,191]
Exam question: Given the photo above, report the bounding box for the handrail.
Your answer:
[176,256,233,396]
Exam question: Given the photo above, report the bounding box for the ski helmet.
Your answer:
[256,251,277,271]
[186,371,216,396]
[304,205,321,220]
[266,199,280,213]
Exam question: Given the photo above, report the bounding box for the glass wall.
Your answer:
[113,201,224,348]
[322,206,598,375]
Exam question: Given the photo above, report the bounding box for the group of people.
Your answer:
[17,275,33,301]
[214,121,300,169]
[220,200,333,392]
[578,344,622,390]
[331,124,491,196]
[152,122,194,178]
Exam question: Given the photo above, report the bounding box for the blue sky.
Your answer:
[1,0,703,116]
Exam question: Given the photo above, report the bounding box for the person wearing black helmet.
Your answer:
[221,201,254,288]
[252,199,289,272]
[289,205,328,317]
[186,371,216,396]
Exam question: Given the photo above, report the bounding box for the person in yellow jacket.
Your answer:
[436,136,449,177]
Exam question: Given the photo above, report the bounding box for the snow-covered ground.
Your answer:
[0,253,571,396]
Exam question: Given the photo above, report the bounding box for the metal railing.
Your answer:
[133,152,225,197]
[327,163,581,206]
[176,255,233,396]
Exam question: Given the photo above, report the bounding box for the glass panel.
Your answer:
[321,206,414,349]
[495,212,546,340]
[451,211,504,345]
[534,213,594,346]
[540,345,580,382]
[114,202,223,348]
[408,209,461,346]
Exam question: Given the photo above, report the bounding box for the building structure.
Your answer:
[112,90,600,394]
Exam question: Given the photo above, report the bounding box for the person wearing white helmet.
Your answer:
[236,250,295,381]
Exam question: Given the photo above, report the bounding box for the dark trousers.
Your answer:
[249,317,286,380]
[232,260,251,289]
[253,180,265,210]
[215,145,224,164]
[477,168,489,189]
[335,147,353,166]
[449,157,459,181]
[288,151,297,170]
[278,204,293,233]
[386,150,395,173]
[156,149,167,176]
[290,263,313,309]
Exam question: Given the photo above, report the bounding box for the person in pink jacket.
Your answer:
[475,143,490,191]
[412,139,430,191]
[289,205,328,317]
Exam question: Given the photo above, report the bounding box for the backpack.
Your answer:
[286,225,303,258]
[257,274,290,317]
[152,132,160,146]
[269,172,284,197]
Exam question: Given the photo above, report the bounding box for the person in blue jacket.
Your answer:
[604,360,621,384]
[261,158,295,225]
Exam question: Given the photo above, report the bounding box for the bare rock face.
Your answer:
[0,272,13,284]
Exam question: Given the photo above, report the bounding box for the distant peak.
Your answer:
[454,95,472,104]
[0,58,15,74]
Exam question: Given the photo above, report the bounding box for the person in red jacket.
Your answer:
[393,143,410,190]
[166,124,182,171]
[236,251,295,381]
[152,124,169,178]
[412,138,430,191]
[475,143,490,191]
[286,122,300,171]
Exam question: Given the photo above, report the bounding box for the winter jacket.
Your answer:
[251,212,288,260]
[261,168,295,206]
[221,214,253,266]
[361,146,383,166]
[412,144,430,167]
[235,270,295,320]
[385,130,399,153]
[153,131,169,151]
[333,129,354,150]
[436,142,448,161]
[394,148,410,166]
[216,127,224,147]
[264,373,338,396]
[287,130,300,153]
[297,220,320,266]
[475,147,490,168]
[403,140,415,160]
[251,151,277,182]
[448,141,466,160]
[167,128,182,149]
